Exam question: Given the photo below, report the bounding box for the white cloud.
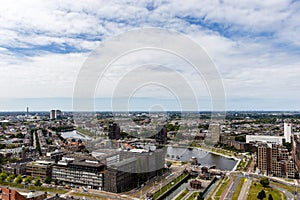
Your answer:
[0,0,299,110]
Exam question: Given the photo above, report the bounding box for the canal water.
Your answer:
[166,146,237,171]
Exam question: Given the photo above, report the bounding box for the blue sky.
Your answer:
[0,0,300,111]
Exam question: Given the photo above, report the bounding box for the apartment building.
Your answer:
[256,143,294,178]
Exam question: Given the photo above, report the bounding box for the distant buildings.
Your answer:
[50,110,62,120]
[108,123,120,140]
[257,143,294,178]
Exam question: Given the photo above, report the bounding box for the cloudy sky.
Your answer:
[0,0,300,111]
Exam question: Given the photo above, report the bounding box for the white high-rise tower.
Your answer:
[284,122,292,143]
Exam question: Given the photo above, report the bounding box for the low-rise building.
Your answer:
[26,160,54,180]
[2,158,32,175]
[1,187,47,200]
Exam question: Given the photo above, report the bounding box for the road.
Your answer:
[220,175,234,200]
[223,176,241,200]
[238,177,252,200]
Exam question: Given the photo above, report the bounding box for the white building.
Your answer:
[284,122,292,143]
[246,123,293,145]
[246,135,284,145]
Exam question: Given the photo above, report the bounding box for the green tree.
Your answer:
[166,161,172,168]
[235,135,246,142]
[54,178,59,185]
[268,194,273,200]
[15,174,23,184]
[260,177,270,187]
[34,176,42,186]
[24,176,32,184]
[283,142,292,152]
[44,176,51,184]
[0,172,8,182]
[257,190,266,200]
[7,174,15,182]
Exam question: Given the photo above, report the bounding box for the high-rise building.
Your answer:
[256,142,294,177]
[205,123,220,145]
[109,123,120,140]
[50,109,62,119]
[26,107,29,118]
[257,143,268,174]
[284,122,292,143]
[156,125,167,144]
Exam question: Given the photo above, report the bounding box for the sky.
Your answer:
[0,0,300,111]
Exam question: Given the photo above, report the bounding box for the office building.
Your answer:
[26,160,54,180]
[103,148,166,193]
[104,157,137,193]
[108,123,120,140]
[52,157,105,190]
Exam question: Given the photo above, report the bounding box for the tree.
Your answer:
[166,161,172,168]
[24,176,32,184]
[34,177,42,186]
[7,174,15,182]
[54,178,59,185]
[260,177,270,187]
[0,172,8,182]
[16,174,23,184]
[257,190,266,200]
[44,176,51,184]
[235,135,246,142]
[283,142,292,152]
[268,194,273,200]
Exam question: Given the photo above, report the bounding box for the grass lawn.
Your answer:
[232,178,246,200]
[0,181,67,194]
[206,177,223,200]
[175,189,188,200]
[271,182,298,199]
[247,181,286,200]
[71,192,108,199]
[187,192,199,200]
[215,176,235,200]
